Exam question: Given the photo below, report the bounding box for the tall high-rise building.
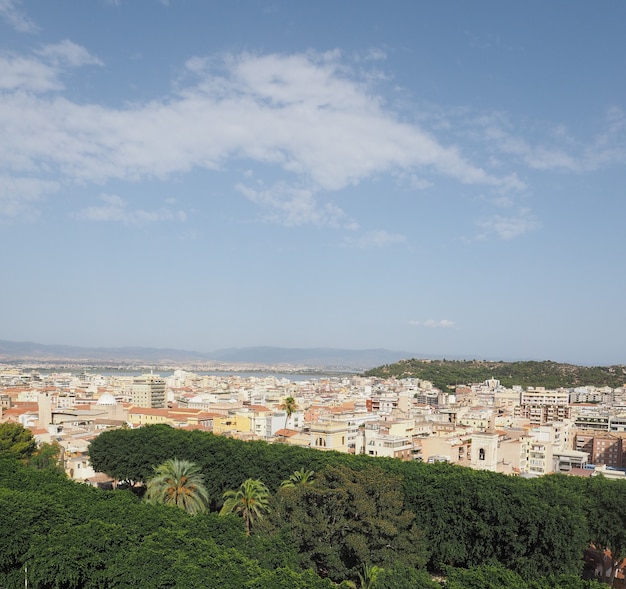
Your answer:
[131,374,166,408]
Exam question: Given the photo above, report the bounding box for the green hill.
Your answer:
[364,359,626,391]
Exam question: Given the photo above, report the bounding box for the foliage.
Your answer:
[220,478,271,536]
[280,395,298,438]
[585,475,626,587]
[280,467,315,487]
[375,565,441,589]
[28,441,63,471]
[5,424,625,589]
[261,464,429,583]
[401,464,588,578]
[88,425,594,582]
[0,421,37,459]
[145,458,210,514]
[444,565,606,589]
[364,358,626,390]
[357,563,383,589]
[444,565,529,589]
[243,567,335,589]
[0,457,320,589]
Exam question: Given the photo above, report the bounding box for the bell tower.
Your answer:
[470,430,499,471]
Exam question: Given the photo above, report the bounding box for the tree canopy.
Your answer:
[83,424,626,587]
[365,358,626,390]
[0,422,37,460]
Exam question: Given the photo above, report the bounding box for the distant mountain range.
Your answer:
[0,340,418,371]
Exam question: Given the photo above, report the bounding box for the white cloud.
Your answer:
[475,209,540,240]
[0,49,523,219]
[344,230,406,249]
[35,40,103,68]
[0,175,59,219]
[0,42,101,93]
[9,48,621,233]
[236,181,353,228]
[0,0,37,33]
[75,193,186,226]
[0,55,61,92]
[409,319,456,328]
[470,109,626,173]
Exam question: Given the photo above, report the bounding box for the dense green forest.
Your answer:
[2,422,625,588]
[364,359,626,391]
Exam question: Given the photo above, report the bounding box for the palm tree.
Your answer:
[219,478,270,536]
[144,458,209,515]
[357,564,383,589]
[279,395,298,441]
[280,468,315,488]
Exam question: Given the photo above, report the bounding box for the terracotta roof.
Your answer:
[248,405,272,412]
[180,424,212,431]
[568,467,594,478]
[128,407,169,416]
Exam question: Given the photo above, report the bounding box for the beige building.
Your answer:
[310,420,351,453]
[517,388,571,425]
[131,374,166,409]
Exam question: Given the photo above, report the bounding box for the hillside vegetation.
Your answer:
[364,359,626,390]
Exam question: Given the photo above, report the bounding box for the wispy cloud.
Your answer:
[475,209,541,240]
[0,41,101,93]
[235,181,355,228]
[344,230,406,249]
[409,319,456,328]
[74,194,186,226]
[35,40,104,68]
[0,0,37,33]
[0,175,59,219]
[465,109,626,173]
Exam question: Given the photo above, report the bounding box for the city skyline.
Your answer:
[1,1,625,365]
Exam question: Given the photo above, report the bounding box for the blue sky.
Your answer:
[1,0,625,365]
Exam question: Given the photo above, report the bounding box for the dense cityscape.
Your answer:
[2,362,626,484]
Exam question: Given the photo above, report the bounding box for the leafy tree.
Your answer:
[585,476,626,587]
[28,441,63,471]
[26,520,132,589]
[402,464,588,578]
[280,468,315,488]
[0,422,36,460]
[445,565,528,589]
[375,564,441,589]
[263,465,429,583]
[145,458,209,514]
[220,478,271,536]
[528,575,605,589]
[243,567,335,589]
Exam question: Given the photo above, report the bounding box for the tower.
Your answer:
[470,431,499,471]
[38,391,53,428]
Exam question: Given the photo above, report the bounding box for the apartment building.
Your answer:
[516,388,571,425]
[575,432,625,468]
[131,374,166,409]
